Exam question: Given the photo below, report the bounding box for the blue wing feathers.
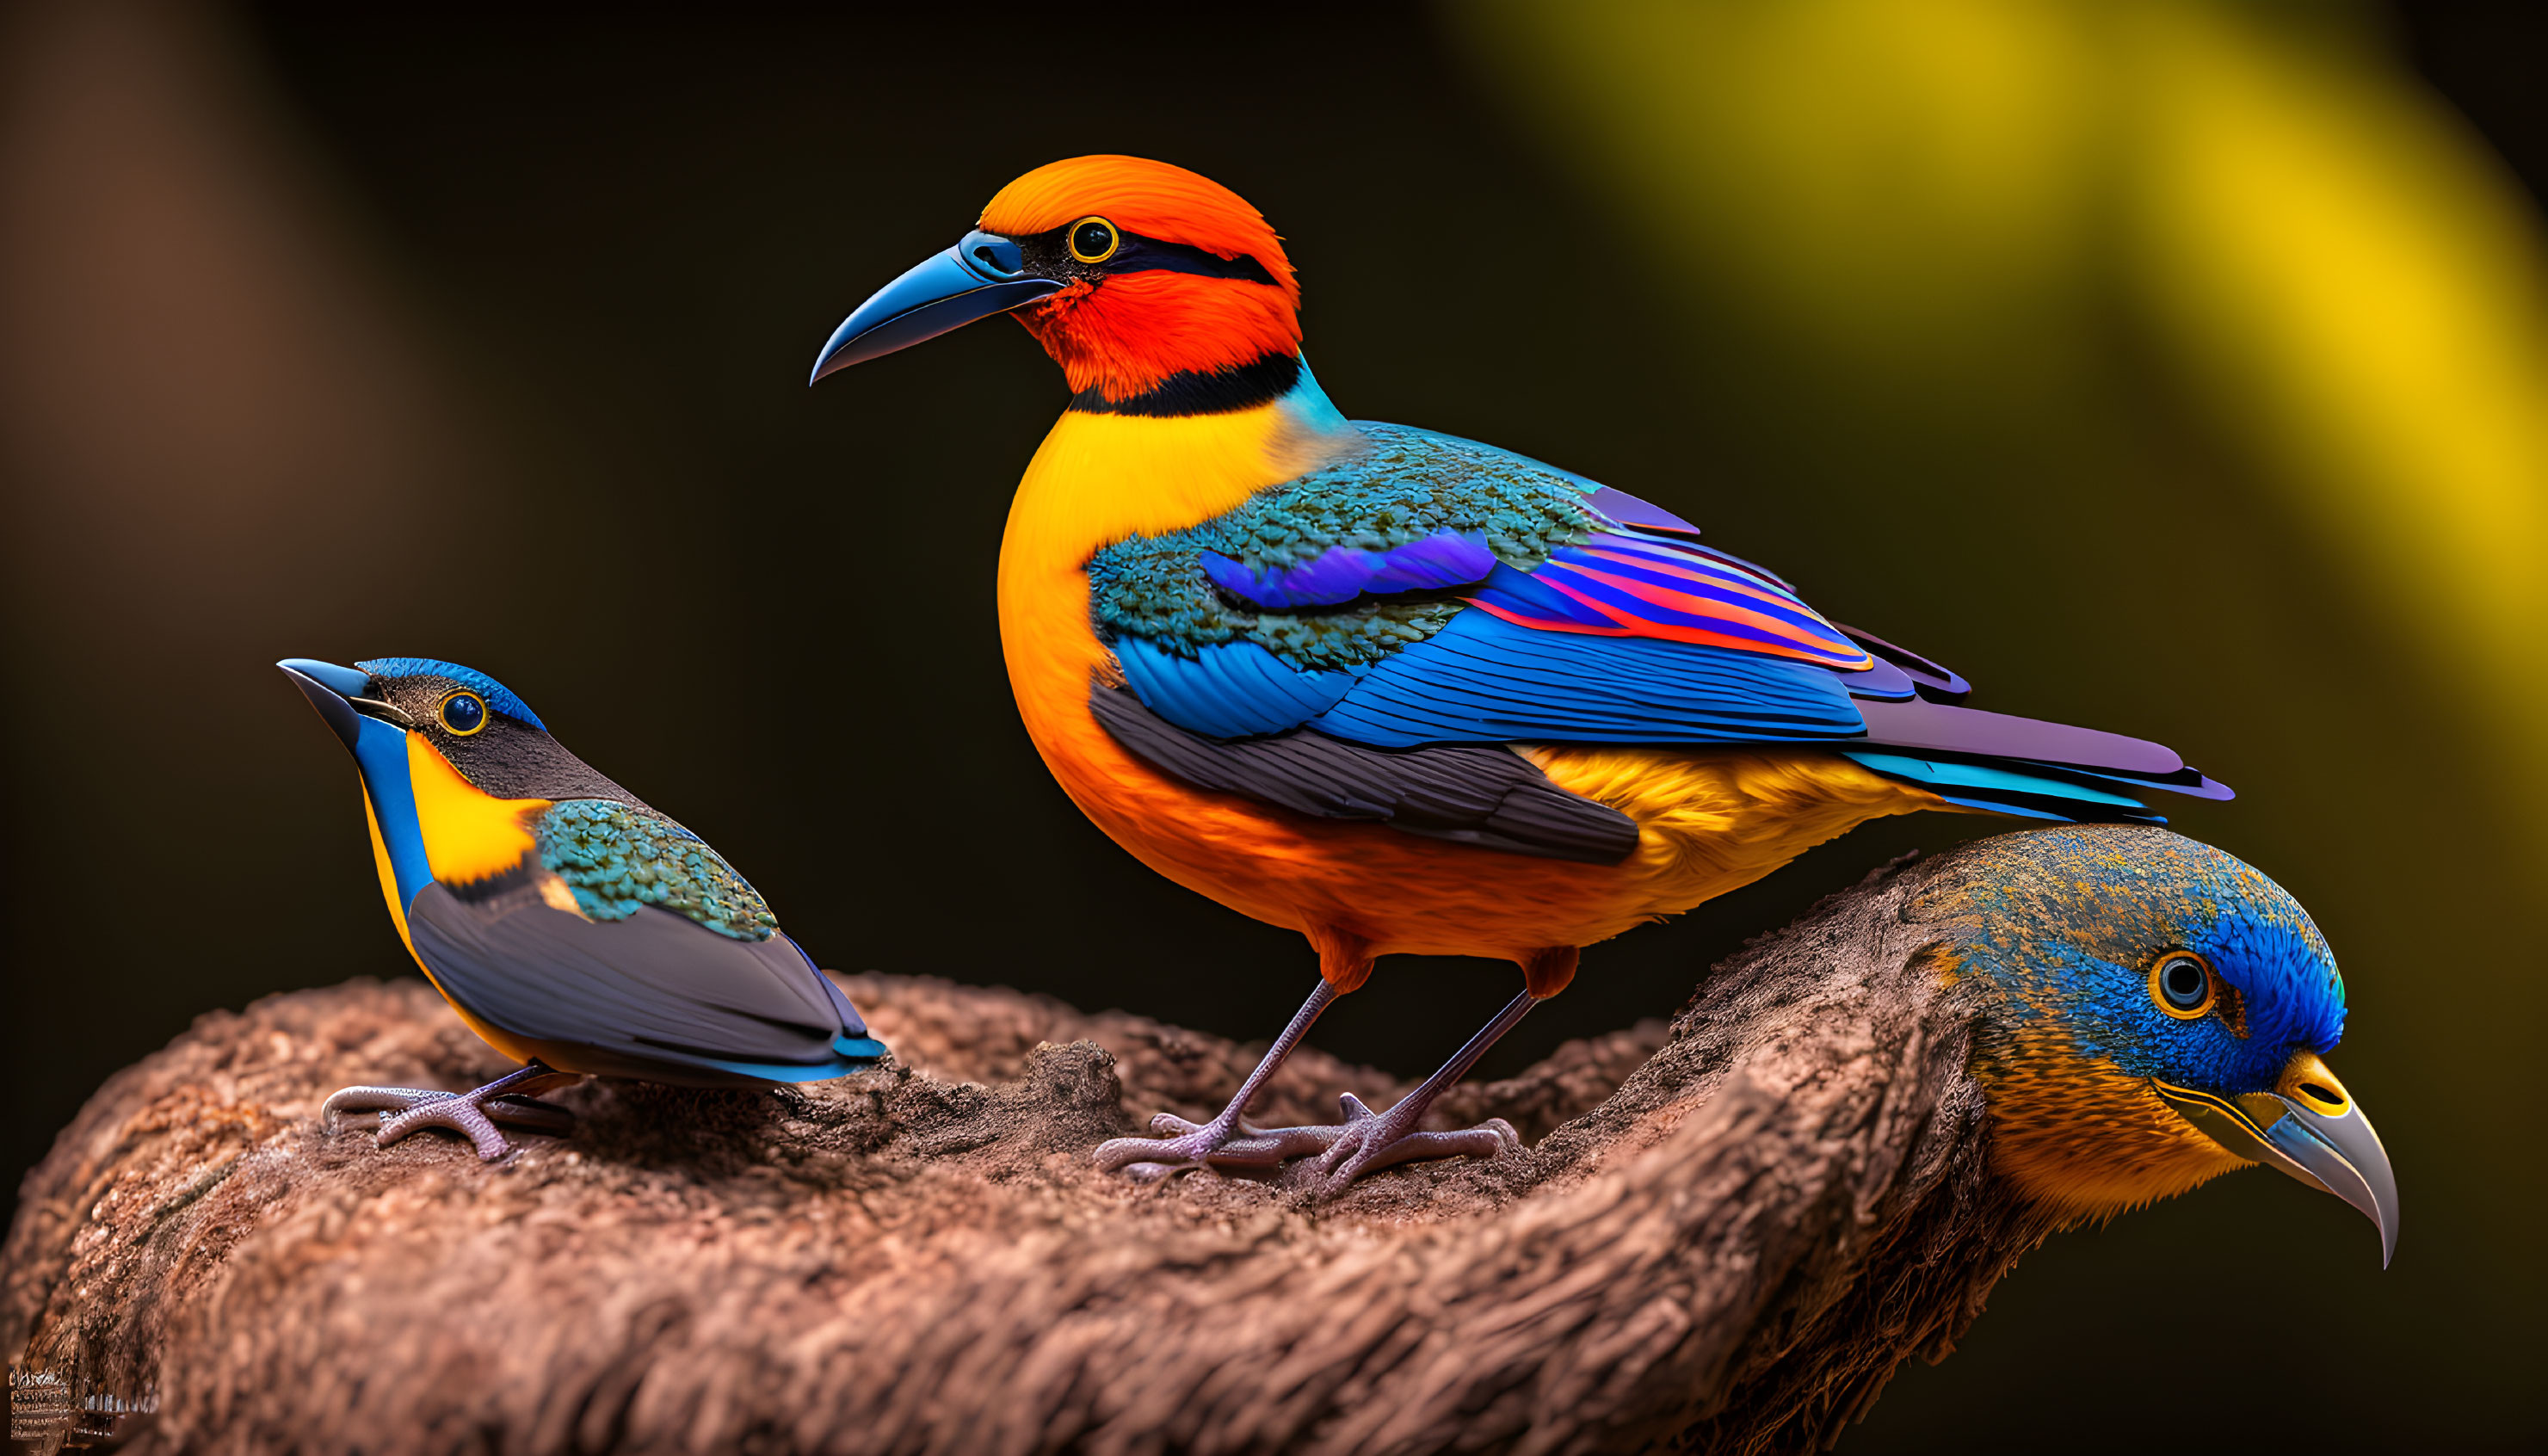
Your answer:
[1842,654,1920,701]
[1842,751,2145,810]
[1467,562,1614,631]
[1090,418,2223,822]
[1115,638,1358,739]
[1306,611,1866,747]
[1118,608,1868,746]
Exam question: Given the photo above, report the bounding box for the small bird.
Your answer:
[1930,825,2394,1265]
[279,657,885,1159]
[810,157,2230,1189]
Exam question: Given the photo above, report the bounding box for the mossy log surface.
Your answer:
[3,857,2051,1456]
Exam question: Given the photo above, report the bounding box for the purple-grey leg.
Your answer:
[321,1060,581,1162]
[1283,989,1537,1194]
[1093,980,1338,1181]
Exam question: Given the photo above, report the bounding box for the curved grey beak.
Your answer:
[2156,1051,2398,1267]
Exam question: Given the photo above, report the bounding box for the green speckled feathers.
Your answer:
[534,799,778,941]
[1086,423,1599,670]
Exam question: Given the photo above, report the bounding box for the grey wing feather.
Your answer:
[1092,685,1639,865]
[406,884,854,1086]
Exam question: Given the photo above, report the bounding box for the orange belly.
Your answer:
[994,406,1953,976]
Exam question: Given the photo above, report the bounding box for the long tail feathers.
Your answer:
[1842,696,2230,824]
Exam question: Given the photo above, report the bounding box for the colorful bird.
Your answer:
[809,156,2232,1190]
[279,657,886,1160]
[1929,825,2393,1264]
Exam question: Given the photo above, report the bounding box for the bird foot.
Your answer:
[1296,1093,1521,1194]
[1092,1113,1340,1181]
[322,1064,579,1162]
[1092,1095,1520,1191]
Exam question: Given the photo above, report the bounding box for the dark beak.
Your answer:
[808,230,1064,384]
[277,657,411,752]
[2156,1050,2399,1267]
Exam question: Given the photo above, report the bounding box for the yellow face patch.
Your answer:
[359,760,544,1065]
[404,732,552,889]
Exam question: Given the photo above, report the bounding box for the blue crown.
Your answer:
[355,657,547,731]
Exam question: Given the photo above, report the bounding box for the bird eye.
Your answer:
[2150,952,2216,1018]
[438,690,488,736]
[1068,216,1120,265]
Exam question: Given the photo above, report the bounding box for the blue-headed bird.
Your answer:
[279,657,886,1160]
[807,157,2245,1191]
[1924,825,2392,1263]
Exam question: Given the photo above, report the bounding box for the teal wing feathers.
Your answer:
[1088,423,1599,675]
[534,799,779,941]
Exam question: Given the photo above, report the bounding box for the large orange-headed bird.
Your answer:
[810,157,2230,1189]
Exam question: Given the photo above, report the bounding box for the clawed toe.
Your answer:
[1314,1116,1521,1192]
[1093,1132,1206,1174]
[321,1064,578,1162]
[321,1087,574,1132]
[1093,1117,1341,1175]
[1086,1114,1220,1174]
[376,1096,516,1161]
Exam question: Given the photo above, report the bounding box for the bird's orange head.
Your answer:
[980,157,1299,404]
[811,157,1305,413]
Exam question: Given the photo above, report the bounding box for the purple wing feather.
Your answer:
[1584,486,1700,537]
[1203,531,1499,608]
[1853,697,2232,798]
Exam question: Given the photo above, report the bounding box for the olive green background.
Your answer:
[3,3,2539,1447]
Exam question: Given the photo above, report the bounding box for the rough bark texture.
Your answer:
[4,856,2057,1456]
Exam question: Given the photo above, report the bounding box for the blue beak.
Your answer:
[276,657,435,913]
[278,658,376,750]
[808,230,1064,385]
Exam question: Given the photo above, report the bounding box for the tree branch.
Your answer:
[4,857,2054,1455]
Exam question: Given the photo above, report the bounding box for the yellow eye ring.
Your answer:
[438,689,489,737]
[2150,951,2217,1020]
[1067,215,1120,264]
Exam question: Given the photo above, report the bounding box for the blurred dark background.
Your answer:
[3,2,2539,1448]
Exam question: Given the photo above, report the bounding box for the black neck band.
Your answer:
[1068,351,1302,417]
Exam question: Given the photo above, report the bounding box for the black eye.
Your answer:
[1069,217,1120,265]
[439,690,487,736]
[2152,953,2215,1017]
